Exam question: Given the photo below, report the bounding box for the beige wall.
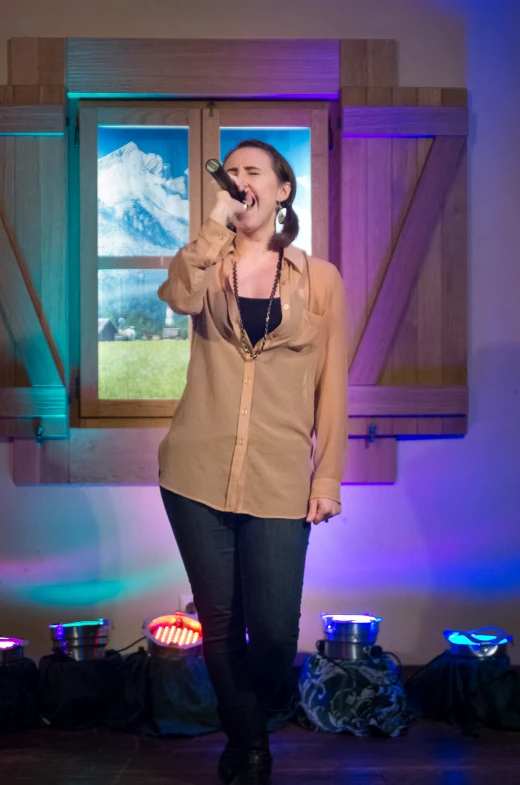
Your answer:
[0,0,465,86]
[1,0,520,667]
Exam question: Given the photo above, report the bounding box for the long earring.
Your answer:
[277,202,286,225]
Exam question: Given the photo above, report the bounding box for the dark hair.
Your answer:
[222,139,299,252]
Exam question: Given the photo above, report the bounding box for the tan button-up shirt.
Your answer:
[157,218,348,519]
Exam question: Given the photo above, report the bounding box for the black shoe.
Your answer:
[217,702,270,782]
[229,750,273,785]
[217,743,247,784]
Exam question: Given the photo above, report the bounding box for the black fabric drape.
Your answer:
[38,650,122,730]
[406,651,520,734]
[0,658,40,734]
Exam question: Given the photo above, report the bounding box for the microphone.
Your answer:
[205,159,246,203]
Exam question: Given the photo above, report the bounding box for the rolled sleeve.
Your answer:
[158,218,235,314]
[309,267,348,503]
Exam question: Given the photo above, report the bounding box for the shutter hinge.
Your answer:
[328,119,333,151]
[368,423,377,444]
[75,374,81,399]
[74,114,80,148]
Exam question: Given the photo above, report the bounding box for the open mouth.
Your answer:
[244,196,256,210]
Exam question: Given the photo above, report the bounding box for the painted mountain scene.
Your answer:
[97,127,190,256]
[96,127,191,400]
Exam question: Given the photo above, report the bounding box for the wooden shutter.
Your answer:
[0,39,69,481]
[339,43,468,467]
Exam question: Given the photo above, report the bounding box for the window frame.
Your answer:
[78,100,329,420]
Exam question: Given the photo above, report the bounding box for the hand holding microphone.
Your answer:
[205,159,249,227]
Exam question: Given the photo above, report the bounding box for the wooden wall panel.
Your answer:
[1,38,66,110]
[37,39,66,87]
[0,106,64,134]
[340,40,398,87]
[0,212,63,387]
[0,387,67,417]
[442,147,467,387]
[442,147,467,434]
[343,437,397,484]
[442,88,468,107]
[12,86,41,105]
[0,137,25,393]
[328,101,342,269]
[0,134,67,452]
[69,431,396,486]
[0,137,15,225]
[14,139,41,387]
[342,106,468,136]
[347,417,467,437]
[341,136,367,368]
[8,39,39,85]
[0,138,16,390]
[12,438,69,483]
[385,88,418,438]
[40,137,68,376]
[0,314,15,390]
[14,139,41,293]
[67,39,340,98]
[8,38,65,87]
[416,89,443,434]
[349,136,465,387]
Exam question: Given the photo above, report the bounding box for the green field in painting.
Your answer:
[98,340,190,399]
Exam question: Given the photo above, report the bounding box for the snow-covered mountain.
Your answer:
[98,141,189,256]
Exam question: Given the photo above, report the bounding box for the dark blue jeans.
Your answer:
[160,488,311,747]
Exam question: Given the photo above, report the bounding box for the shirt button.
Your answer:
[239,439,244,445]
[241,409,248,415]
[283,303,289,310]
[219,235,224,240]
[245,379,251,384]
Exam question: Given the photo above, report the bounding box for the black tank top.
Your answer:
[239,296,282,348]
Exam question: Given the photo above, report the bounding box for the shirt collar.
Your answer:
[284,244,305,273]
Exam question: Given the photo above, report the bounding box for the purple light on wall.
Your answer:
[0,637,26,650]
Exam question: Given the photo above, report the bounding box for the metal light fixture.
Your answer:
[142,613,202,659]
[318,614,382,660]
[0,637,28,664]
[49,619,111,661]
[443,626,513,659]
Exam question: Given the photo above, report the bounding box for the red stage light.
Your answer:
[142,613,202,658]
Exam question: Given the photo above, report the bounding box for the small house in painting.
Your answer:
[162,327,180,339]
[98,318,118,341]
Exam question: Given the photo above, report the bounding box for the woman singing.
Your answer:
[157,139,348,785]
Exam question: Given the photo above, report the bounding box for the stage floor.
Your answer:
[1,719,519,785]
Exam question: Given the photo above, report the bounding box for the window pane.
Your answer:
[220,128,312,254]
[98,269,189,400]
[98,126,189,256]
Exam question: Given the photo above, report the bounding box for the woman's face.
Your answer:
[224,147,291,234]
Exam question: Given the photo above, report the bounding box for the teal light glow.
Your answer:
[98,125,188,130]
[49,619,107,628]
[68,93,176,100]
[24,561,181,606]
[448,632,509,646]
[0,133,63,137]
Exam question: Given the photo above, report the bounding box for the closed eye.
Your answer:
[226,167,262,175]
